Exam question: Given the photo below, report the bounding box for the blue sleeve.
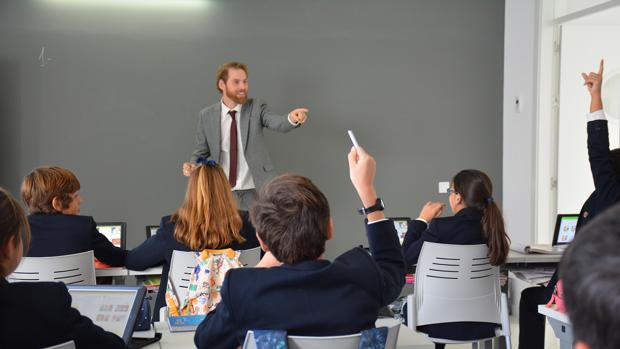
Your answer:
[125,217,169,270]
[90,219,127,267]
[402,220,441,266]
[587,120,620,205]
[59,284,126,349]
[365,220,406,305]
[194,273,241,349]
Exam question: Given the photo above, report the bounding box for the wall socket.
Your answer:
[438,181,450,194]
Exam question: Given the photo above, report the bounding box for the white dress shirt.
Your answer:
[587,109,606,122]
[220,101,255,191]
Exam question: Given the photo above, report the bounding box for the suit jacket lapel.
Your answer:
[240,102,251,153]
[208,103,222,163]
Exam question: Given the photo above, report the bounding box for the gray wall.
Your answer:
[0,0,504,259]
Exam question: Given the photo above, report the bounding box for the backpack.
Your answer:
[166,248,243,316]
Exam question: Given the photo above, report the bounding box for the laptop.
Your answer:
[145,225,159,239]
[66,285,160,348]
[525,214,579,254]
[95,222,127,268]
[389,217,411,245]
[96,222,127,249]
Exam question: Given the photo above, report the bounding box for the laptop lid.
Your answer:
[66,285,146,345]
[96,222,127,249]
[552,214,579,246]
[389,217,411,245]
[145,225,159,239]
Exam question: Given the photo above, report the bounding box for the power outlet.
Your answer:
[438,181,450,194]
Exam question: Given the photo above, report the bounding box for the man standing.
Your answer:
[183,62,308,210]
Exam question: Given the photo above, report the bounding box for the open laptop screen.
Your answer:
[96,222,126,249]
[145,225,159,239]
[553,214,579,245]
[390,217,410,245]
[67,285,145,345]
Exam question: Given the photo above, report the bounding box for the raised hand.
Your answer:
[418,201,445,223]
[581,59,604,96]
[289,108,309,124]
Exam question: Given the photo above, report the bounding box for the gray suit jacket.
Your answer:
[190,98,299,190]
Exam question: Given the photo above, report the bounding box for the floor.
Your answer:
[438,316,559,349]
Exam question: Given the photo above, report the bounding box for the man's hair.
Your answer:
[21,166,81,214]
[0,187,30,276]
[250,174,330,265]
[215,61,248,93]
[560,202,620,349]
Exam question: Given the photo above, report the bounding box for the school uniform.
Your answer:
[0,277,124,349]
[519,115,620,349]
[125,211,259,321]
[27,213,127,266]
[194,219,406,349]
[402,207,497,343]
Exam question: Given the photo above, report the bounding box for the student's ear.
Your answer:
[256,233,270,252]
[327,218,334,241]
[51,196,64,212]
[574,341,591,349]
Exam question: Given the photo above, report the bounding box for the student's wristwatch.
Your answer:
[357,198,385,216]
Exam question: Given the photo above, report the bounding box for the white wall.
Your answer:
[557,25,620,213]
[503,0,540,250]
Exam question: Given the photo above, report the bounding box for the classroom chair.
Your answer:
[7,250,96,285]
[407,242,511,349]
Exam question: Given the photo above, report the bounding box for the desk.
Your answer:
[538,305,572,349]
[143,320,435,349]
[95,267,163,278]
[506,250,562,264]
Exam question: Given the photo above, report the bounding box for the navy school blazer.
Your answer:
[193,219,406,349]
[124,211,259,321]
[0,277,124,349]
[27,214,127,266]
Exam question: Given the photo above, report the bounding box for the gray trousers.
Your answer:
[233,189,257,211]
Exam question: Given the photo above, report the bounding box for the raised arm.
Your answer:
[582,60,620,202]
[348,146,405,304]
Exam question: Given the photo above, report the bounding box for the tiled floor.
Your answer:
[431,316,559,349]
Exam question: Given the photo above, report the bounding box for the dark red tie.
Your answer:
[228,110,238,188]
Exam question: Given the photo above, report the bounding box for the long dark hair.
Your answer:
[453,170,510,265]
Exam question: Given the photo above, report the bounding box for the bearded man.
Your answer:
[183,62,309,209]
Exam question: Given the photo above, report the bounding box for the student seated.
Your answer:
[519,60,620,349]
[21,166,126,266]
[560,202,620,349]
[402,169,510,348]
[194,147,405,349]
[125,160,259,320]
[0,187,125,349]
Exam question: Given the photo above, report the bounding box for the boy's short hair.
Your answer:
[560,203,620,349]
[21,166,81,214]
[250,174,330,265]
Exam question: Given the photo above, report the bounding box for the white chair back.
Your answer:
[238,247,261,267]
[43,340,76,349]
[8,251,96,285]
[168,250,196,302]
[412,242,501,326]
[243,331,361,349]
[168,247,260,303]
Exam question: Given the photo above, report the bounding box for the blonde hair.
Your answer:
[172,164,244,250]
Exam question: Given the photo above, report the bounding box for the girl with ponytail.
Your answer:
[402,169,510,348]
